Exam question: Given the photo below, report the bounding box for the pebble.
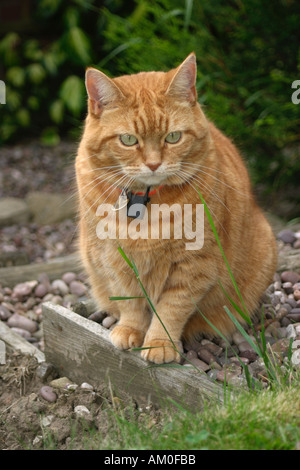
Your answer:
[34,283,48,298]
[10,327,32,339]
[88,311,107,323]
[197,347,219,365]
[286,324,296,339]
[102,315,117,329]
[232,331,245,346]
[7,312,38,333]
[62,272,77,285]
[69,280,87,297]
[80,382,94,391]
[51,279,69,296]
[294,290,300,301]
[12,281,37,299]
[278,230,297,244]
[41,415,55,427]
[40,386,57,403]
[74,405,90,418]
[0,304,11,320]
[200,341,223,356]
[281,271,300,285]
[183,357,210,371]
[239,349,258,362]
[291,349,300,366]
[50,377,73,389]
[237,340,256,354]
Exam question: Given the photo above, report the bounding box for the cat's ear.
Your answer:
[85,68,124,116]
[166,53,197,103]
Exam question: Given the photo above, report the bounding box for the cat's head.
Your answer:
[83,53,209,190]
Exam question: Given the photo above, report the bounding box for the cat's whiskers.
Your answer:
[62,167,124,208]
[178,168,231,215]
[80,173,131,223]
[180,161,226,175]
[181,162,247,197]
[176,172,228,237]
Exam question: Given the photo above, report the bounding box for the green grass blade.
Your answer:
[223,306,261,356]
[218,280,251,325]
[196,188,249,317]
[109,296,145,301]
[118,245,133,269]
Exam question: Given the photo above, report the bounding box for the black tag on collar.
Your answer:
[127,187,151,219]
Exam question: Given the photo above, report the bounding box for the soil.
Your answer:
[0,348,148,450]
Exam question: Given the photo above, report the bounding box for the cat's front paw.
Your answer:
[110,325,145,350]
[141,339,180,364]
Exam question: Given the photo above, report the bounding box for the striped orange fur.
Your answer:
[75,53,277,364]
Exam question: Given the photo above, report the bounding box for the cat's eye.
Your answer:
[165,131,182,144]
[120,134,138,146]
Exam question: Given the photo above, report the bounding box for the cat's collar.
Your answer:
[117,185,164,197]
[114,185,164,219]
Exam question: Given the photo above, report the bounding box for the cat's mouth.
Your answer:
[135,174,166,186]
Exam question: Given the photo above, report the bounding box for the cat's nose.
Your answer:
[146,162,161,172]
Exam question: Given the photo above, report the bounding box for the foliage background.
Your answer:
[0,0,299,195]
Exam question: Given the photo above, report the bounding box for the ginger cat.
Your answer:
[75,53,277,364]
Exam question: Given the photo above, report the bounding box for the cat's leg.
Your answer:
[109,297,151,349]
[141,264,217,364]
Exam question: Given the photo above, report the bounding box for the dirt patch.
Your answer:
[0,348,127,450]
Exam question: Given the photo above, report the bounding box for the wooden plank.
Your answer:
[0,253,81,287]
[42,302,223,410]
[0,320,45,363]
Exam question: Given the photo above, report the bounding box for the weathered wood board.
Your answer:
[0,253,81,287]
[42,302,224,410]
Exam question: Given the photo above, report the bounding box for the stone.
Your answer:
[281,271,300,285]
[34,283,49,298]
[7,312,38,333]
[278,230,297,244]
[26,191,76,225]
[286,324,296,339]
[291,349,300,367]
[237,340,256,354]
[183,357,210,371]
[0,304,11,320]
[51,279,69,296]
[69,280,87,297]
[294,290,300,301]
[50,377,74,389]
[0,197,30,227]
[62,272,77,285]
[197,347,218,365]
[239,350,258,362]
[88,311,107,323]
[12,281,37,299]
[80,382,94,391]
[40,386,57,403]
[74,405,90,418]
[102,315,117,329]
[10,327,32,339]
[232,331,245,346]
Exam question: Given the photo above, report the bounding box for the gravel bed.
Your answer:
[0,141,76,199]
[0,219,77,265]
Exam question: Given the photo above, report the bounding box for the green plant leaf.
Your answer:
[49,99,64,124]
[59,75,85,116]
